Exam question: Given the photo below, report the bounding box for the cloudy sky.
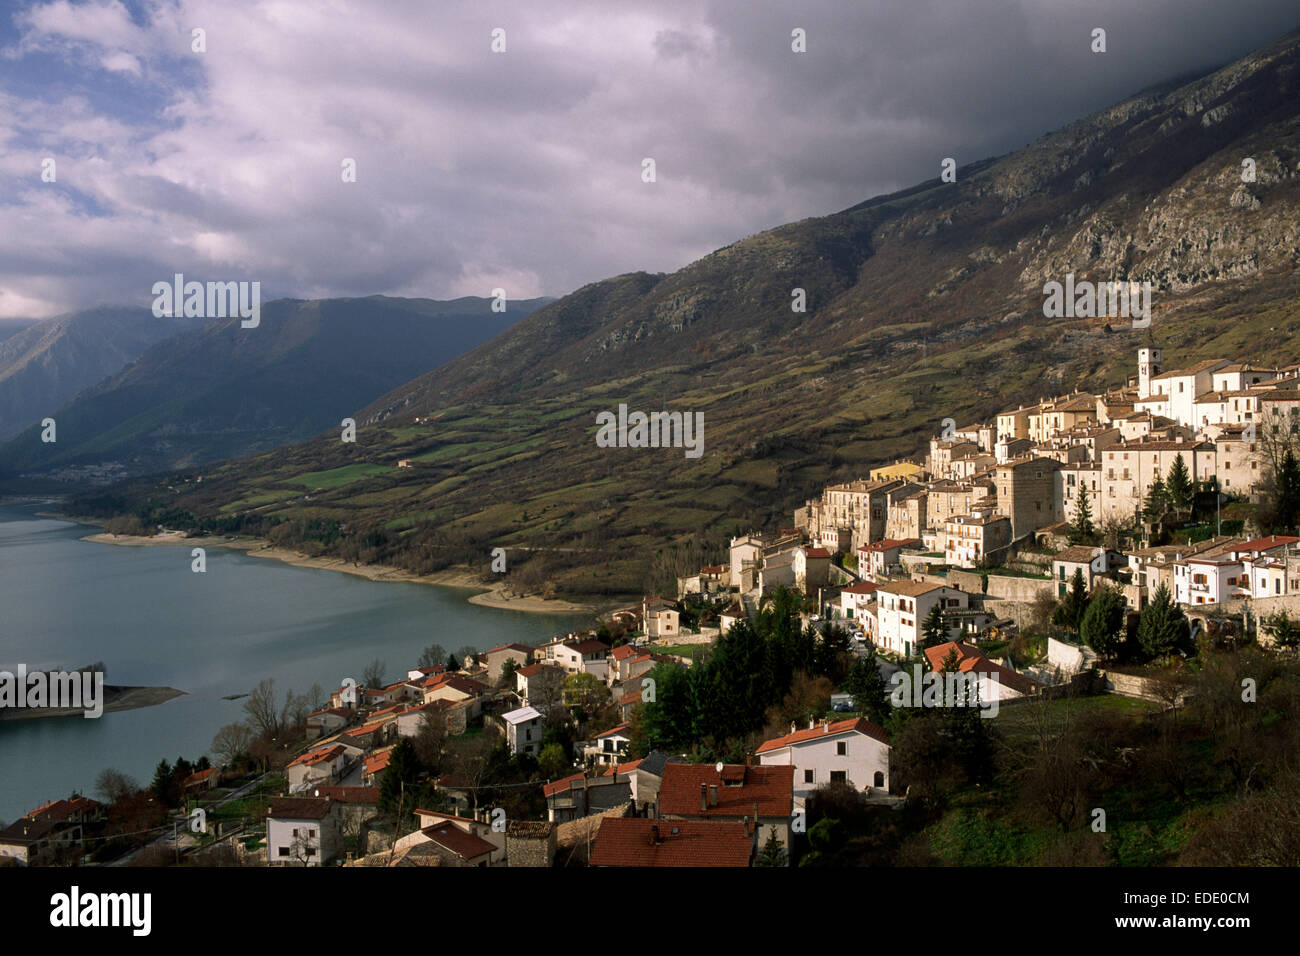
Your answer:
[1,0,1296,319]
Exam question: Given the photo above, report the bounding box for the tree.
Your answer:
[919,603,947,654]
[1080,585,1126,659]
[1144,473,1169,522]
[242,679,283,739]
[1067,491,1096,545]
[211,722,254,767]
[378,737,420,815]
[563,672,609,718]
[412,710,448,770]
[1262,610,1300,649]
[499,658,520,687]
[456,646,479,670]
[841,645,889,724]
[1052,568,1090,634]
[150,759,175,805]
[1166,454,1193,512]
[538,743,569,779]
[361,659,386,690]
[418,644,447,669]
[95,768,138,805]
[1263,449,1300,535]
[755,830,789,866]
[446,653,460,671]
[1137,582,1191,660]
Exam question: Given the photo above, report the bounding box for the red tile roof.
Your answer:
[422,822,496,860]
[1236,535,1300,552]
[487,643,532,654]
[601,759,643,777]
[288,745,346,768]
[595,723,631,739]
[590,818,752,867]
[26,797,102,822]
[268,797,333,820]
[543,772,587,798]
[801,547,831,558]
[922,641,1039,696]
[756,717,890,754]
[659,764,794,819]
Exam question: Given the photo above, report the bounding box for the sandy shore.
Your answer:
[81,531,598,615]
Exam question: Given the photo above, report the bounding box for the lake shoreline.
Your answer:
[79,530,602,616]
[0,684,186,722]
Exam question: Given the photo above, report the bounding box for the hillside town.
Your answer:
[6,350,1300,870]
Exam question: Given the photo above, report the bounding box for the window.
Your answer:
[306,848,317,857]
[804,770,814,783]
[292,828,299,837]
[836,741,847,756]
[830,771,847,784]
[278,847,289,857]
[874,771,885,788]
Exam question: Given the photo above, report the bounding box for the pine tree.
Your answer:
[920,603,947,654]
[1167,454,1193,511]
[1137,582,1191,660]
[842,644,889,723]
[1143,473,1168,522]
[1271,449,1300,534]
[1080,584,1126,659]
[755,831,789,866]
[1052,567,1090,634]
[1068,491,1096,544]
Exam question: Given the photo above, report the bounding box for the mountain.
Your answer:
[77,28,1300,596]
[0,295,550,480]
[0,308,202,441]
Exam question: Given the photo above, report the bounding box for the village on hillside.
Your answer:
[6,349,1300,869]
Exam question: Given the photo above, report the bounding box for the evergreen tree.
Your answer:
[1269,449,1300,534]
[150,759,173,804]
[1080,585,1126,659]
[1052,568,1090,634]
[755,831,789,866]
[1143,474,1169,522]
[1067,491,1096,544]
[1167,454,1193,511]
[1136,582,1191,660]
[379,738,420,814]
[920,603,947,654]
[842,644,889,724]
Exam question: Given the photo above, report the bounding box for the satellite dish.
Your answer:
[715,761,724,773]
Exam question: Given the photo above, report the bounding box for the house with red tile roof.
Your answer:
[515,661,565,709]
[421,673,487,719]
[590,818,755,867]
[287,745,349,793]
[362,745,395,786]
[757,717,891,800]
[485,643,534,682]
[920,641,1039,700]
[543,770,632,823]
[306,705,353,739]
[267,797,340,866]
[642,596,680,639]
[658,763,795,863]
[402,809,506,865]
[582,722,632,766]
[181,767,220,794]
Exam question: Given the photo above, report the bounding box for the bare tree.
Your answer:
[418,645,447,669]
[95,768,139,805]
[243,679,283,738]
[211,722,254,768]
[362,659,387,690]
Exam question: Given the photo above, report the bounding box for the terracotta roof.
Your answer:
[543,772,587,797]
[601,759,644,777]
[425,674,486,697]
[859,538,921,553]
[877,579,947,598]
[518,662,560,679]
[288,745,346,768]
[563,639,610,655]
[25,796,102,822]
[922,641,1039,696]
[658,764,793,819]
[610,645,641,661]
[842,582,878,595]
[422,822,496,860]
[364,748,394,775]
[1053,545,1102,565]
[487,643,532,654]
[595,723,631,739]
[590,818,753,867]
[268,797,332,820]
[1236,535,1300,553]
[182,768,218,787]
[801,547,831,558]
[756,717,890,754]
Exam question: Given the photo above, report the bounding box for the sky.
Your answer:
[0,0,1297,319]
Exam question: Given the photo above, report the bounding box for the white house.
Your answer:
[874,580,969,658]
[286,745,349,793]
[502,706,544,757]
[267,797,340,866]
[756,717,892,802]
[838,581,878,620]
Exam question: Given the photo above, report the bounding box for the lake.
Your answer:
[0,504,589,822]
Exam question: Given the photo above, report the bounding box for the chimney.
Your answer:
[808,717,815,730]
[700,783,708,812]
[649,824,660,846]
[709,785,718,807]
[823,721,830,733]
